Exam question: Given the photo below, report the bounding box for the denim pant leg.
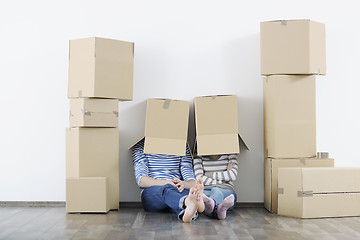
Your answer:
[141,184,191,220]
[203,187,237,219]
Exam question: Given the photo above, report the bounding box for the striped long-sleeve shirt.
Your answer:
[193,154,238,190]
[132,139,195,192]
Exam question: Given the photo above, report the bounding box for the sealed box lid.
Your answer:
[193,95,249,156]
[130,98,190,156]
[68,37,134,100]
[278,167,360,218]
[260,19,326,75]
[69,98,118,127]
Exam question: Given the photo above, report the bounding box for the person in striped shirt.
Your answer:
[193,154,238,220]
[132,139,205,222]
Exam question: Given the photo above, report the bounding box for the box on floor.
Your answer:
[278,167,360,218]
[264,157,334,213]
[66,127,119,210]
[66,177,110,213]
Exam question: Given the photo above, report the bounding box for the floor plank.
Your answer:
[0,207,360,240]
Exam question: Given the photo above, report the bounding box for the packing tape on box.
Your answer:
[278,188,284,195]
[297,191,313,197]
[163,99,171,109]
[78,90,83,98]
[82,109,91,116]
[281,20,287,26]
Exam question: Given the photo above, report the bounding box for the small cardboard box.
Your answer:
[193,95,249,156]
[68,37,134,100]
[66,177,110,213]
[264,158,334,213]
[130,99,190,156]
[69,98,118,127]
[260,19,326,75]
[66,127,119,210]
[263,75,316,158]
[278,167,360,218]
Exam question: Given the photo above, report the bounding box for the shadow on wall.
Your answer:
[118,100,146,202]
[224,33,264,201]
[187,99,196,154]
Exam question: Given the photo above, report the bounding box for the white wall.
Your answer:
[1,0,359,202]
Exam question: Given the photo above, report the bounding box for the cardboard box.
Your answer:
[68,37,134,100]
[263,75,316,158]
[264,158,334,213]
[69,98,119,127]
[193,95,249,156]
[260,19,326,75]
[130,99,190,156]
[278,167,360,218]
[66,127,119,210]
[66,177,110,213]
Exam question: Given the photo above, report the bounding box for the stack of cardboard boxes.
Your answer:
[65,37,134,213]
[261,20,334,214]
[261,20,360,218]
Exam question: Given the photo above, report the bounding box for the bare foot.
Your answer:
[195,178,205,213]
[183,187,198,223]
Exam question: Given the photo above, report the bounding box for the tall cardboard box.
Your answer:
[264,158,334,213]
[69,98,119,127]
[130,99,190,156]
[278,167,360,218]
[263,75,316,158]
[193,95,249,156]
[66,177,110,213]
[66,127,119,210]
[68,37,134,100]
[260,19,326,75]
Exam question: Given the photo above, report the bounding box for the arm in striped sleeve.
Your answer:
[193,156,216,186]
[180,145,196,182]
[132,141,149,187]
[211,155,239,182]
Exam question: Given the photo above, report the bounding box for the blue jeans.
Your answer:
[141,184,197,221]
[203,187,237,219]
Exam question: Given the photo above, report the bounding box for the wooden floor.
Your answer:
[1,206,360,240]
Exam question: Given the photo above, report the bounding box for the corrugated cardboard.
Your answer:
[264,158,334,213]
[66,127,119,210]
[193,95,249,156]
[68,37,134,100]
[66,177,110,213]
[130,99,190,156]
[278,167,360,218]
[263,75,316,158]
[69,98,118,127]
[260,19,326,75]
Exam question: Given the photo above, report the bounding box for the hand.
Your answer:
[164,180,177,188]
[172,178,185,192]
[227,162,235,171]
